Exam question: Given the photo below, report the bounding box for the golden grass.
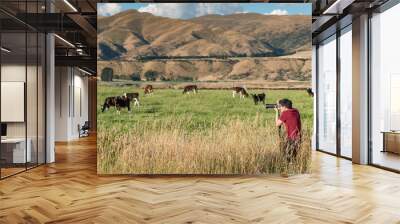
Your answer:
[98,117,311,175]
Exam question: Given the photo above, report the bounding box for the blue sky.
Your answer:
[98,3,311,19]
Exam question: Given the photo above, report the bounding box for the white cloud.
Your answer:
[267,9,289,16]
[98,3,122,16]
[138,3,244,19]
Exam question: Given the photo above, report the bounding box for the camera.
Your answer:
[265,104,278,109]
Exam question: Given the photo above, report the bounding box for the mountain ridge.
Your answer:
[97,10,311,60]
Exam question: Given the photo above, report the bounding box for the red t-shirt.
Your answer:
[279,108,301,140]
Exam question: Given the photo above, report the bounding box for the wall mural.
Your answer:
[97,3,313,175]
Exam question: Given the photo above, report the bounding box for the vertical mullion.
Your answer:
[316,44,319,151]
[73,68,75,118]
[336,29,341,157]
[25,0,28,171]
[0,28,2,179]
[68,70,70,118]
[36,0,39,167]
[44,0,48,164]
[367,11,373,165]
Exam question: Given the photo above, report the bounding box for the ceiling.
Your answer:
[0,0,97,74]
[311,0,390,43]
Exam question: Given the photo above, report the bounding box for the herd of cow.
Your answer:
[101,85,153,113]
[101,84,314,113]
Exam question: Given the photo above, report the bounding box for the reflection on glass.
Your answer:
[27,32,38,169]
[0,0,47,178]
[1,32,27,177]
[317,35,337,154]
[390,75,400,130]
[340,26,352,158]
[371,4,400,171]
[38,33,46,165]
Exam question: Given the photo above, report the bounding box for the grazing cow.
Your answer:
[183,85,198,94]
[115,95,131,114]
[102,96,117,112]
[251,93,266,105]
[232,87,249,98]
[124,92,140,107]
[306,88,314,97]
[144,85,154,95]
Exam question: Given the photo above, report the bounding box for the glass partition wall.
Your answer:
[370,3,400,171]
[339,26,352,159]
[316,25,353,159]
[0,4,46,179]
[317,35,337,155]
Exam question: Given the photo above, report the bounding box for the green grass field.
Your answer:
[97,86,313,130]
[97,84,313,175]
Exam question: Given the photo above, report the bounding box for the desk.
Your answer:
[1,138,31,163]
[382,131,400,155]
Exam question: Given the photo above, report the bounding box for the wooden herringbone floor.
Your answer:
[1,135,400,224]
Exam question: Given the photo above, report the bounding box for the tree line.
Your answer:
[100,67,194,82]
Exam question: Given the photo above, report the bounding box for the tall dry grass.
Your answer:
[97,117,312,175]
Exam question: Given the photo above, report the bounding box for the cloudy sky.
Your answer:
[98,3,311,19]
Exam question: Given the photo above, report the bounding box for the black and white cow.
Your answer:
[102,95,131,114]
[124,92,140,107]
[102,96,117,112]
[251,93,266,105]
[306,88,314,97]
[115,95,131,114]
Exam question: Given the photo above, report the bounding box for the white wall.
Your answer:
[72,72,89,137]
[1,63,47,164]
[1,65,26,139]
[55,66,69,141]
[55,67,89,141]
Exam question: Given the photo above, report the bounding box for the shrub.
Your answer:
[160,76,170,81]
[101,67,113,81]
[230,73,250,80]
[174,76,193,82]
[144,70,159,81]
[130,73,141,81]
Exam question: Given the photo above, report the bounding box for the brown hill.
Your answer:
[97,10,311,60]
[97,55,311,83]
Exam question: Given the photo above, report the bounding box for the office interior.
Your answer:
[313,0,400,172]
[0,0,97,179]
[0,0,399,176]
[0,1,400,222]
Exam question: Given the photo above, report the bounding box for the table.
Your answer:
[1,138,32,163]
[382,131,400,154]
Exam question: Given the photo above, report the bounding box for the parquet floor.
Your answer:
[1,135,400,224]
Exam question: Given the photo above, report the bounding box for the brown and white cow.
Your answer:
[183,85,198,94]
[144,85,154,95]
[232,87,249,99]
[124,92,140,107]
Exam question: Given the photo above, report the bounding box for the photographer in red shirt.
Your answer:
[275,99,302,162]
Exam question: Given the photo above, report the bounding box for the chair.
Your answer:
[78,121,90,138]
